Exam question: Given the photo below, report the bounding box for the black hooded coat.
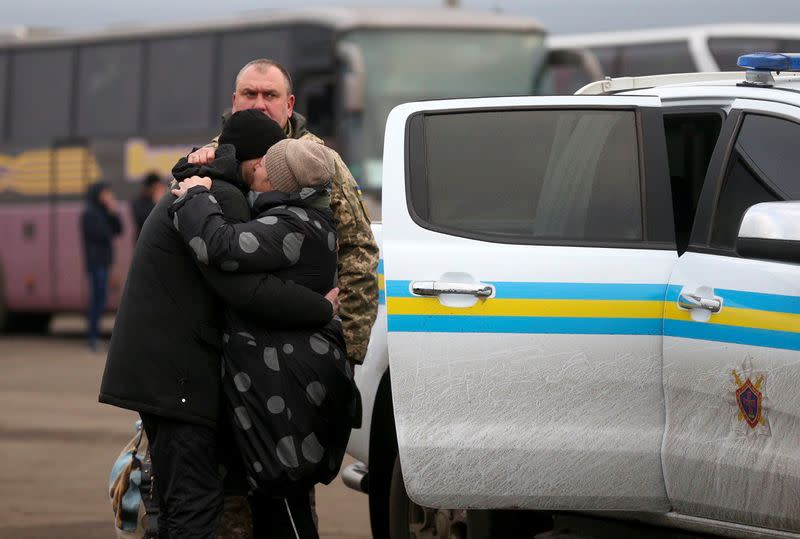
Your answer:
[98,146,334,428]
[170,182,357,494]
[81,182,122,268]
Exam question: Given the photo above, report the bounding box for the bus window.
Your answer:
[591,46,618,76]
[0,53,7,140]
[77,42,143,136]
[296,78,336,139]
[10,48,74,140]
[217,29,292,115]
[709,38,781,71]
[537,62,592,95]
[291,25,336,72]
[145,35,214,134]
[618,42,695,76]
[339,29,546,192]
[537,47,603,95]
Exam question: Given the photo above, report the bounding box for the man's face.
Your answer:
[151,182,166,201]
[243,155,273,193]
[98,188,112,205]
[232,65,295,129]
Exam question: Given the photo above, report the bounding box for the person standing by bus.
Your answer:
[131,172,165,242]
[80,181,122,351]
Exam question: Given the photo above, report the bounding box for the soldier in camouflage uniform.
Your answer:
[193,59,379,367]
[187,59,379,539]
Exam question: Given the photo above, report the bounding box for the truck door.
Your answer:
[662,99,800,532]
[382,96,675,511]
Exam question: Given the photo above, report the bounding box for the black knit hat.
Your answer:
[219,109,286,162]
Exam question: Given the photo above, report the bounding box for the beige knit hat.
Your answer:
[265,139,336,193]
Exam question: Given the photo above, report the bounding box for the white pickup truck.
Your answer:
[344,57,800,539]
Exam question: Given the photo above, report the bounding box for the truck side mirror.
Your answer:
[736,201,800,264]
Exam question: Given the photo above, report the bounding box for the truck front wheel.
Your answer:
[389,455,468,539]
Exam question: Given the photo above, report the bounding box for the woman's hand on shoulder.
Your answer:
[325,287,340,315]
[171,176,212,198]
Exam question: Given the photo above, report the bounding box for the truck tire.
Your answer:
[369,372,398,539]
[389,455,468,539]
[389,455,553,539]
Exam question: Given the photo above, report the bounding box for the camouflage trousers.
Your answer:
[216,488,318,538]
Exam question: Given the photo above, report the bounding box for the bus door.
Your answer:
[296,74,337,146]
[0,143,53,317]
[51,138,91,311]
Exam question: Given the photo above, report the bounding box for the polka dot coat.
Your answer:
[170,185,357,494]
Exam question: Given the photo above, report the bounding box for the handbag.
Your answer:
[108,420,159,538]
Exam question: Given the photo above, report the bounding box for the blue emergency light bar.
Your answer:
[738,52,800,72]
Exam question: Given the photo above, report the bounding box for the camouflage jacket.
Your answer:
[209,112,379,364]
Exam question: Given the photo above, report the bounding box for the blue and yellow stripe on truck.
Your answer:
[387,281,666,335]
[664,286,800,351]
[385,280,800,351]
[377,260,386,305]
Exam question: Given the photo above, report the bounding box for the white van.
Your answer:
[546,24,800,93]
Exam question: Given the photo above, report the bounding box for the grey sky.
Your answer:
[5,0,800,35]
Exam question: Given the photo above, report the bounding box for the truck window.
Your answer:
[663,112,722,254]
[710,114,800,249]
[408,109,642,244]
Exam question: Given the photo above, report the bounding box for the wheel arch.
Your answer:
[367,368,398,539]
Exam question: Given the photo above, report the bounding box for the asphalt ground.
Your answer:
[0,315,370,539]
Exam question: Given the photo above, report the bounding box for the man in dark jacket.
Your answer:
[81,181,122,351]
[98,114,335,538]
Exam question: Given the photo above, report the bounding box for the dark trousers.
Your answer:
[250,491,319,539]
[86,265,108,348]
[217,414,319,538]
[140,413,224,539]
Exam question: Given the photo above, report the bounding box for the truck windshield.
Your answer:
[339,29,547,193]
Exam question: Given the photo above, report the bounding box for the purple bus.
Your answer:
[0,7,550,332]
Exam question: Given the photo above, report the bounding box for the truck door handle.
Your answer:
[411,281,494,298]
[678,292,722,313]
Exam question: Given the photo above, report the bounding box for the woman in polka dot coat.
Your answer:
[170,139,357,538]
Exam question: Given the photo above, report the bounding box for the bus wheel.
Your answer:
[7,312,52,334]
[0,306,6,334]
[389,455,468,539]
[0,267,6,332]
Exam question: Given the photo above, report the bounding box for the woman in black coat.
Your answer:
[171,139,357,538]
